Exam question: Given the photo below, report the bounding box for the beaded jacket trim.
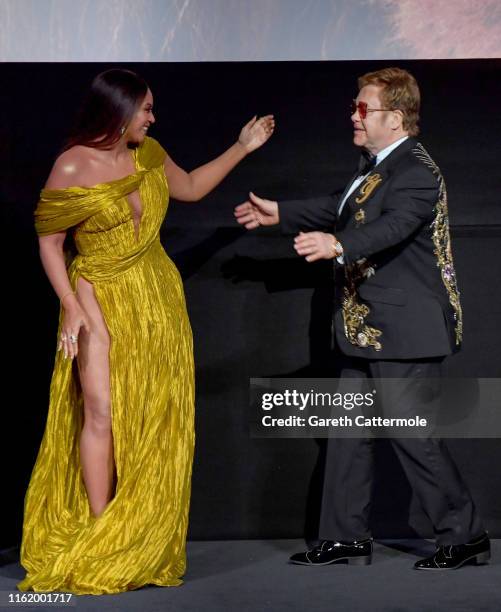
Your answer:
[412,143,463,345]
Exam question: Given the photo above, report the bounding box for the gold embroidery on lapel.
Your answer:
[355,173,383,204]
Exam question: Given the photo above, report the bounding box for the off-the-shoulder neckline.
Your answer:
[42,143,143,194]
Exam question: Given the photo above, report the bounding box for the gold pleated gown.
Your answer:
[18,137,195,594]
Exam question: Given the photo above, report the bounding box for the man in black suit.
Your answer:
[234,67,489,570]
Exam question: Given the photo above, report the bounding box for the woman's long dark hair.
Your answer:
[64,69,149,151]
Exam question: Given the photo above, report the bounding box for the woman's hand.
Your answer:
[234,192,279,229]
[58,297,91,360]
[238,115,275,153]
[294,231,340,262]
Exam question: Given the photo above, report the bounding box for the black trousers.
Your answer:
[318,355,485,546]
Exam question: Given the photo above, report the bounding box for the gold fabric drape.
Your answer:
[19,137,195,595]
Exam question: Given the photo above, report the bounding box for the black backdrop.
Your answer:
[1,60,500,549]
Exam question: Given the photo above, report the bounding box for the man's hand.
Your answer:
[234,192,279,229]
[294,231,341,262]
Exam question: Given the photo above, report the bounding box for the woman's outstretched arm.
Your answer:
[164,114,274,202]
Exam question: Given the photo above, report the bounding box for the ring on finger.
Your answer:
[69,334,78,344]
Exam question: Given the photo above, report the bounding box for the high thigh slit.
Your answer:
[19,137,195,595]
[76,275,114,515]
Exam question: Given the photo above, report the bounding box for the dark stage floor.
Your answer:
[1,539,499,611]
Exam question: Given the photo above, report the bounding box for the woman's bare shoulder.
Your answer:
[45,146,94,190]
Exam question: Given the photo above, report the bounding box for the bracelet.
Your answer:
[60,290,76,304]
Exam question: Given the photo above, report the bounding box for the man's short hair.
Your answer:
[358,67,420,136]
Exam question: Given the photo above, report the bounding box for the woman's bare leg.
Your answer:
[75,276,114,517]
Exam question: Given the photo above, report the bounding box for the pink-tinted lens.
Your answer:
[360,102,369,119]
[352,100,367,119]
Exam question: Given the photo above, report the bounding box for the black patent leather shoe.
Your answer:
[289,538,373,566]
[414,533,490,570]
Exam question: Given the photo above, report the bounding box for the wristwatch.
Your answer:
[331,237,344,257]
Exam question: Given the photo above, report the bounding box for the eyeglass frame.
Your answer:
[351,99,400,120]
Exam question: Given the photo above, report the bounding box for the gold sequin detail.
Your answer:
[354,209,366,226]
[412,143,463,345]
[342,260,382,351]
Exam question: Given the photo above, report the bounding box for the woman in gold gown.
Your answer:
[18,69,274,595]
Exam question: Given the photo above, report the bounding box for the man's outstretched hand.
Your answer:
[234,191,279,229]
[294,231,339,262]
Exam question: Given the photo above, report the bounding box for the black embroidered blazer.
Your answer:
[279,137,462,360]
